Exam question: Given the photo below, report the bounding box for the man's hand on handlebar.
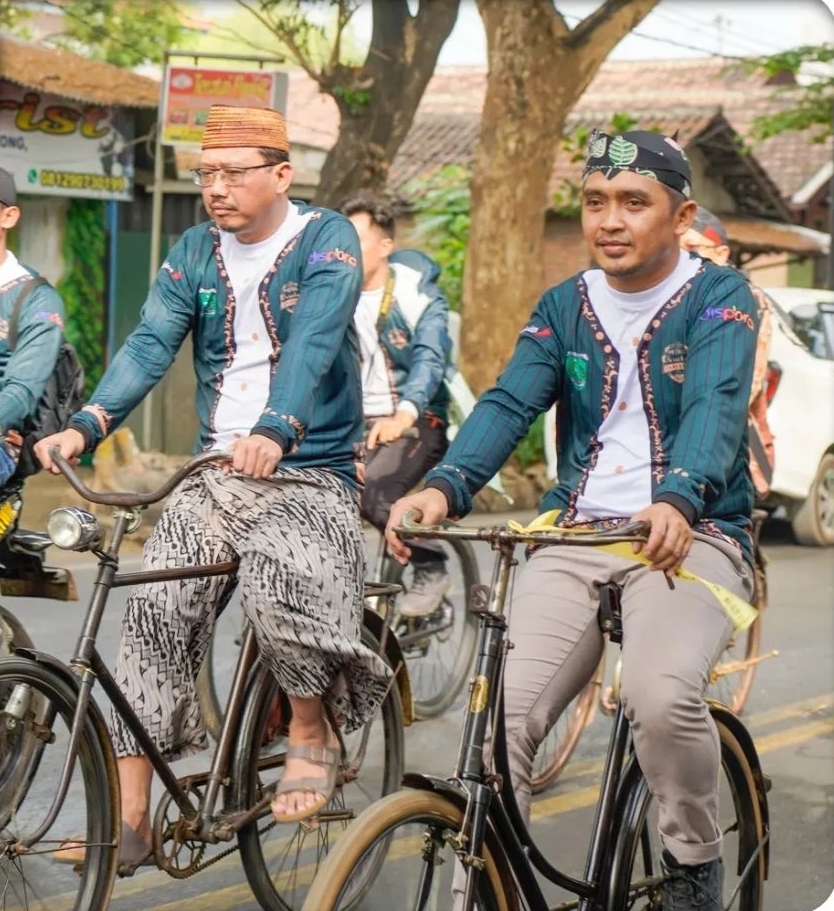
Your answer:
[226,434,284,479]
[34,429,87,474]
[385,487,450,565]
[367,410,416,451]
[630,501,693,575]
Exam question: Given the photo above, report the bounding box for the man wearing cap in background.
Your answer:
[0,167,66,485]
[387,130,760,911]
[681,205,775,500]
[37,103,391,862]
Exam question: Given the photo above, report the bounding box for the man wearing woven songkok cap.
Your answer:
[387,130,761,911]
[37,103,392,858]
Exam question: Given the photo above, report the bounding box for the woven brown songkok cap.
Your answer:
[201,104,289,152]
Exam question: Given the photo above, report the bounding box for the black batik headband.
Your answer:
[581,129,692,198]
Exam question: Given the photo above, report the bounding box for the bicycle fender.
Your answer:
[708,701,771,876]
[11,647,120,796]
[363,607,414,726]
[401,772,520,911]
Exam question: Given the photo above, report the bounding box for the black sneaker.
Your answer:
[661,850,724,911]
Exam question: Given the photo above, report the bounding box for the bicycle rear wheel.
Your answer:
[0,656,118,911]
[530,655,602,794]
[607,712,767,911]
[231,625,405,911]
[300,789,512,911]
[195,598,244,742]
[382,537,480,718]
[707,543,766,714]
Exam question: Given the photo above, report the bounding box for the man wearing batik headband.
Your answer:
[37,103,392,859]
[388,129,760,911]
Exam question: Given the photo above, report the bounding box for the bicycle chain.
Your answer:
[184,818,277,877]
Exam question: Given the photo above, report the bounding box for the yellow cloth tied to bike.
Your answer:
[506,510,758,632]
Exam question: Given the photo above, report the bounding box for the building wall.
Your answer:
[16,196,67,284]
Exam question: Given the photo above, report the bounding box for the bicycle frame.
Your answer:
[18,451,406,862]
[396,519,652,911]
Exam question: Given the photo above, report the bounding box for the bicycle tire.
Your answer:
[530,656,602,794]
[231,624,405,911]
[382,536,480,718]
[194,606,237,743]
[300,789,513,911]
[606,712,767,911]
[0,607,42,816]
[0,656,119,911]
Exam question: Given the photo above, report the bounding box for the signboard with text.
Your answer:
[160,66,288,149]
[0,80,134,201]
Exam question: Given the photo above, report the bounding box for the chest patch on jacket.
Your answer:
[662,342,687,384]
[566,351,589,389]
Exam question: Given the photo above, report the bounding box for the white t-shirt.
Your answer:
[0,251,29,287]
[355,286,396,417]
[211,203,313,449]
[575,252,700,520]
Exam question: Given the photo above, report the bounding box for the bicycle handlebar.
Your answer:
[48,448,231,508]
[395,510,650,547]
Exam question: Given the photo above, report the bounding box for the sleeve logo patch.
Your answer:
[308,247,358,267]
[521,324,552,338]
[699,306,754,331]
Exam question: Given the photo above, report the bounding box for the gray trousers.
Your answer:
[504,536,754,866]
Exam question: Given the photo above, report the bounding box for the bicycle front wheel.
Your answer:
[383,537,480,718]
[231,624,405,911]
[0,608,41,820]
[300,789,513,911]
[607,712,767,911]
[0,656,119,911]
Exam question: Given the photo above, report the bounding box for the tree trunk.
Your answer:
[461,0,661,394]
[314,0,460,207]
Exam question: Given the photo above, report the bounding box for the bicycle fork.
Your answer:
[453,539,516,909]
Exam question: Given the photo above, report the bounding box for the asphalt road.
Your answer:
[2,513,832,911]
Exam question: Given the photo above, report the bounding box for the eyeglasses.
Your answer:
[190,163,275,187]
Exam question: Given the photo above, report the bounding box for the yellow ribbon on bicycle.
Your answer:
[506,511,758,632]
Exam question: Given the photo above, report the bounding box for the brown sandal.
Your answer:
[270,727,342,824]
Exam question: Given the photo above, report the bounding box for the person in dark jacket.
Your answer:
[387,131,760,911]
[37,105,391,860]
[341,194,453,617]
[0,167,65,485]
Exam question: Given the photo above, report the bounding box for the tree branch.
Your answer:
[566,0,660,52]
[233,0,322,84]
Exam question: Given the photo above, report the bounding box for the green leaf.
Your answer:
[607,136,639,168]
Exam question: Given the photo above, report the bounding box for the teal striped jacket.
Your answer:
[69,203,365,487]
[426,262,760,564]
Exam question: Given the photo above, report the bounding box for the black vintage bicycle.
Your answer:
[302,518,770,911]
[0,450,409,911]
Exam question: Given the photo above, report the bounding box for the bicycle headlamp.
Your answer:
[47,507,103,551]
